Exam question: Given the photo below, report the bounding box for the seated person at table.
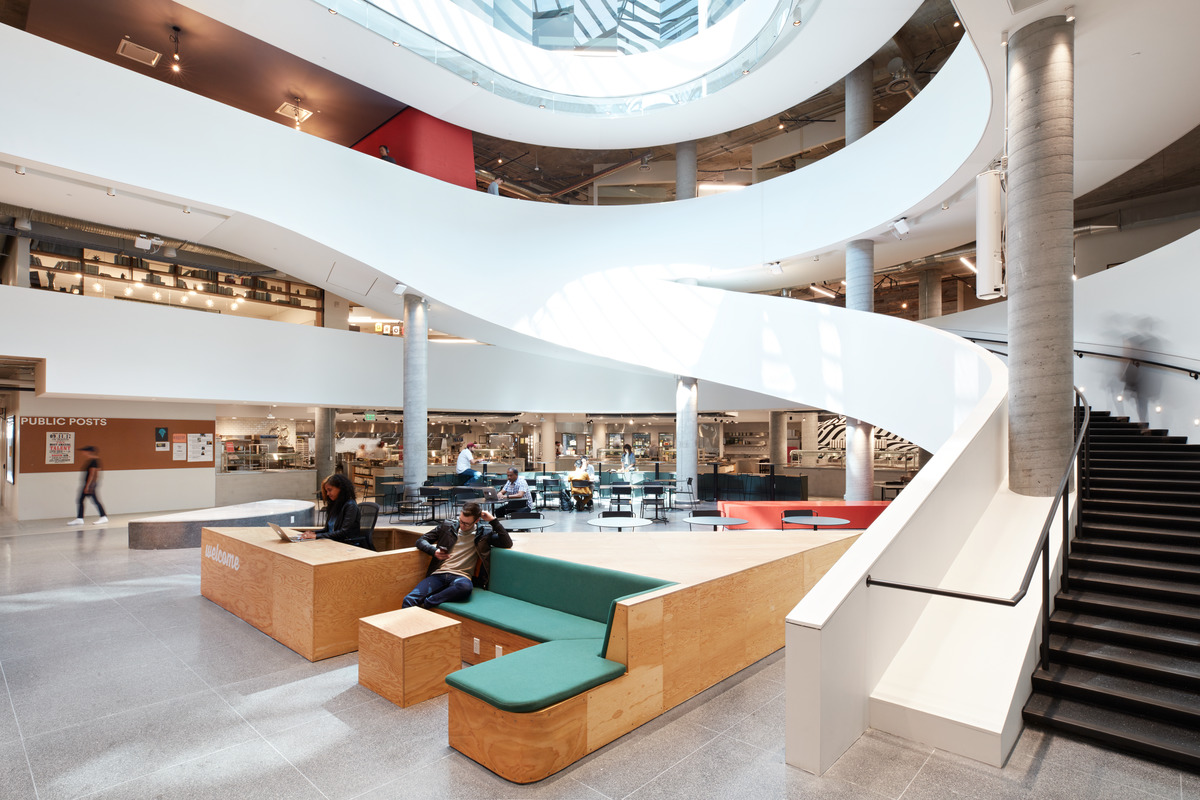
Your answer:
[496,468,534,517]
[302,474,369,549]
[456,442,484,486]
[402,502,512,609]
[568,458,595,512]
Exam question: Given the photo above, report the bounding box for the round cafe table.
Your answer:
[587,517,654,532]
[501,518,556,531]
[782,515,850,530]
[682,516,748,531]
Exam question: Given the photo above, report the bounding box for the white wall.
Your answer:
[14,397,217,520]
[927,227,1200,441]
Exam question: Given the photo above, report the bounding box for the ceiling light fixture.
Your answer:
[106,187,116,197]
[231,302,239,310]
[810,283,836,298]
[959,257,978,273]
[392,41,400,47]
[152,291,162,300]
[328,7,337,14]
[92,282,102,292]
[124,287,133,296]
[792,7,802,26]
[169,25,181,73]
[953,20,960,28]
[15,165,25,175]
[205,299,214,307]
[1001,30,1009,46]
[392,282,407,296]
[766,261,783,275]
[180,295,188,304]
[891,218,910,237]
[293,96,302,131]
[182,206,191,214]
[1064,6,1075,22]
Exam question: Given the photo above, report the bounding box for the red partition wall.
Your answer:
[353,109,476,190]
[717,500,890,531]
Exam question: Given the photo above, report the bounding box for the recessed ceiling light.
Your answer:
[392,41,400,46]
[328,7,337,14]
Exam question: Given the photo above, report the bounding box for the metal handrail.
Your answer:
[963,336,1199,380]
[866,388,1090,671]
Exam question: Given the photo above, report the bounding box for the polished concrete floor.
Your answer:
[1,510,1196,799]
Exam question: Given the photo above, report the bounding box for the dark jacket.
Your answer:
[416,518,512,588]
[317,499,365,547]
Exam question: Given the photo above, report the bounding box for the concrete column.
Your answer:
[918,268,944,320]
[675,377,699,498]
[676,140,697,201]
[769,411,788,465]
[314,407,335,489]
[844,237,875,501]
[1007,15,1075,496]
[799,412,819,467]
[402,294,429,488]
[845,60,874,144]
[717,421,725,459]
[540,415,556,468]
[592,421,607,462]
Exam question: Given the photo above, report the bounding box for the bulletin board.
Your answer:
[18,417,216,474]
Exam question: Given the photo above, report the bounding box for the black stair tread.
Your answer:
[1057,589,1200,624]
[1024,692,1200,767]
[1084,500,1200,516]
[1033,663,1200,717]
[1074,538,1200,560]
[1050,634,1200,680]
[1069,552,1200,580]
[1052,610,1200,650]
[1079,522,1200,541]
[1070,569,1200,600]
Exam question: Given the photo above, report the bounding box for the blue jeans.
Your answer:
[458,469,483,486]
[402,572,473,609]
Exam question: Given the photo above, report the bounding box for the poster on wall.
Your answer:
[172,443,186,461]
[155,426,169,443]
[45,431,74,465]
[187,433,214,463]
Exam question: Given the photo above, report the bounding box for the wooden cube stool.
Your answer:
[359,607,461,707]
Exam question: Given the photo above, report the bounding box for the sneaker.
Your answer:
[94,517,109,525]
[67,518,85,526]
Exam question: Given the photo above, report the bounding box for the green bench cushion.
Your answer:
[446,639,625,712]
[439,589,606,642]
[488,549,674,623]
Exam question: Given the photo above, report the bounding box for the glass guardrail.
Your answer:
[320,0,817,117]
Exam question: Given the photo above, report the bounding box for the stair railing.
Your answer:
[866,389,1090,671]
[965,336,1199,380]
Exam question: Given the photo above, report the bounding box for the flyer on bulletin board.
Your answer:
[46,431,74,464]
[172,443,186,461]
[187,433,213,462]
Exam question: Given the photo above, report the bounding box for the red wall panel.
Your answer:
[354,108,476,190]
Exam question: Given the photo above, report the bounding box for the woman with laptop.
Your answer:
[301,473,369,549]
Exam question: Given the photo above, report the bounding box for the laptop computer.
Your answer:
[481,486,500,501]
[269,522,306,542]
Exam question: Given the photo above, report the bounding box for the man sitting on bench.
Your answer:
[402,502,513,609]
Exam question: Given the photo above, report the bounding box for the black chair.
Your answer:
[570,479,593,511]
[451,486,484,514]
[781,508,815,530]
[359,502,380,550]
[639,485,668,523]
[393,486,426,524]
[506,511,544,531]
[687,509,723,531]
[418,486,447,522]
[674,477,697,511]
[609,483,633,513]
[538,478,562,510]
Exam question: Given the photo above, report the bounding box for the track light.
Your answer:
[891,218,910,239]
[169,25,182,73]
[392,282,407,296]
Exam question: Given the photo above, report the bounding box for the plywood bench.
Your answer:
[130,499,315,549]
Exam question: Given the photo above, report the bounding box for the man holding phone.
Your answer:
[402,502,512,609]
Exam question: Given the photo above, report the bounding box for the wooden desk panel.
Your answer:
[201,527,429,661]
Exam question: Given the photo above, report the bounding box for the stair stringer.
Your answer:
[869,487,1073,766]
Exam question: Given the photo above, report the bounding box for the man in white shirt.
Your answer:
[496,468,534,517]
[456,442,483,485]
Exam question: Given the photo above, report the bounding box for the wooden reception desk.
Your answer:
[200,526,431,661]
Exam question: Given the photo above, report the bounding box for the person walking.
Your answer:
[68,445,108,525]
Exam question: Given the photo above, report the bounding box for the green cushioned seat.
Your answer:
[439,590,607,642]
[446,639,624,712]
[487,549,673,623]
